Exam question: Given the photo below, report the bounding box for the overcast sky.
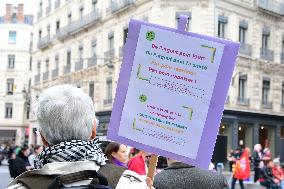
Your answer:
[0,0,37,16]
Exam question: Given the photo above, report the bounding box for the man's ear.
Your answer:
[40,133,49,147]
[90,121,97,140]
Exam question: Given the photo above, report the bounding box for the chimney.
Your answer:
[17,4,24,23]
[4,4,12,23]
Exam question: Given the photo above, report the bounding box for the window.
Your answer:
[92,0,97,10]
[79,45,83,61]
[262,79,270,104]
[79,6,84,18]
[106,78,112,100]
[29,56,32,71]
[67,50,71,65]
[37,61,41,74]
[108,33,114,50]
[12,13,17,23]
[239,22,247,44]
[47,25,50,36]
[56,20,60,31]
[262,30,270,49]
[218,16,228,38]
[8,55,15,69]
[175,12,191,31]
[9,31,16,44]
[238,75,247,99]
[38,30,42,39]
[45,59,49,71]
[92,40,97,57]
[282,82,284,107]
[5,103,13,119]
[89,82,94,101]
[55,54,59,68]
[7,79,14,95]
[68,13,72,24]
[123,28,128,45]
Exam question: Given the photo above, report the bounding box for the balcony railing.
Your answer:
[75,60,84,71]
[52,68,59,79]
[57,9,102,40]
[37,11,42,19]
[237,96,250,105]
[104,99,113,105]
[37,35,54,49]
[43,71,49,81]
[46,5,51,15]
[260,48,274,61]
[109,0,135,13]
[88,56,97,67]
[34,74,40,83]
[257,0,284,16]
[64,64,71,74]
[262,101,272,109]
[281,53,284,64]
[104,49,115,63]
[239,43,252,56]
[55,0,61,9]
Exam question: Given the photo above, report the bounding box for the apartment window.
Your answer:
[9,31,16,44]
[37,61,41,74]
[7,79,14,95]
[92,0,97,10]
[89,82,94,101]
[45,58,49,71]
[29,56,32,71]
[55,54,59,68]
[47,25,51,36]
[8,55,15,69]
[68,13,72,24]
[108,32,114,50]
[262,29,270,49]
[282,82,284,107]
[12,13,17,23]
[67,50,71,65]
[79,6,84,18]
[5,103,13,119]
[282,38,284,54]
[175,12,191,31]
[123,28,128,45]
[239,21,248,44]
[56,20,60,31]
[92,39,97,57]
[106,78,112,100]
[79,45,83,61]
[38,30,42,39]
[238,75,247,99]
[262,79,270,104]
[218,15,228,38]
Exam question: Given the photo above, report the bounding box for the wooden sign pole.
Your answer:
[147,154,158,180]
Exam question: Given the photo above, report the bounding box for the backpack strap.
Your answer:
[97,163,126,189]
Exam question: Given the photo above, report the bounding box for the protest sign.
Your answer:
[107,15,239,169]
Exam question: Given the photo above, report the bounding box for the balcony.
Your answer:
[55,0,61,9]
[37,35,54,50]
[239,43,252,56]
[261,101,272,109]
[104,49,115,63]
[64,64,71,74]
[34,74,40,83]
[237,96,250,105]
[43,71,49,81]
[260,48,274,61]
[75,60,84,71]
[104,99,113,105]
[37,11,42,19]
[57,9,102,40]
[281,53,284,64]
[108,0,136,13]
[257,0,284,16]
[88,56,97,67]
[52,68,59,79]
[46,5,51,15]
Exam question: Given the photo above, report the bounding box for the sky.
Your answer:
[0,0,37,16]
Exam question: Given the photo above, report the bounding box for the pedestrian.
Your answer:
[252,143,263,182]
[227,149,235,172]
[127,150,149,176]
[7,85,154,189]
[153,158,229,189]
[272,158,284,189]
[104,142,128,168]
[259,159,281,189]
[28,145,43,168]
[231,147,251,189]
[263,139,272,163]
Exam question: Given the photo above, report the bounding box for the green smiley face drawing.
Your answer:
[146,31,155,41]
[139,94,147,102]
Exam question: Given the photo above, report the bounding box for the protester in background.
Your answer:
[227,149,235,172]
[231,147,251,189]
[129,147,140,159]
[252,143,263,182]
[153,158,229,189]
[263,139,272,163]
[128,150,149,176]
[28,145,43,168]
[104,142,128,168]
[272,158,284,189]
[7,85,154,189]
[259,160,281,189]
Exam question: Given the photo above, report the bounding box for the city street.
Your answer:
[0,164,12,189]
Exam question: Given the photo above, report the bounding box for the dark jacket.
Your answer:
[259,166,274,182]
[252,150,261,167]
[8,154,30,178]
[153,162,229,189]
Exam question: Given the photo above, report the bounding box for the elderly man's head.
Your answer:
[34,85,97,146]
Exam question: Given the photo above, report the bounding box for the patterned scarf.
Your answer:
[34,139,107,169]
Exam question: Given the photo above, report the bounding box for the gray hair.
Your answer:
[34,85,97,145]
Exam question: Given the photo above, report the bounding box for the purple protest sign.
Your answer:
[107,16,239,170]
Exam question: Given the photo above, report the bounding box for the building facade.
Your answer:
[0,4,33,145]
[30,0,284,159]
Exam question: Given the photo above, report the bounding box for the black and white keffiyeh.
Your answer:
[34,139,107,169]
